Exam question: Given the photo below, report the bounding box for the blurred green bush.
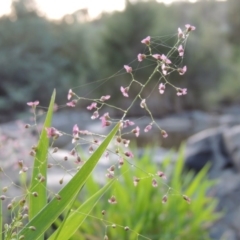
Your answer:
[0,0,239,121]
[69,147,221,240]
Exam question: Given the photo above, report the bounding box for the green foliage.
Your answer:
[1,0,239,120]
[0,200,2,240]
[28,90,55,224]
[16,122,120,240]
[74,147,221,240]
[0,91,120,239]
[0,1,97,118]
[27,89,55,240]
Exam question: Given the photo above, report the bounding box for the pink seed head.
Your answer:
[27,101,39,108]
[67,89,73,100]
[161,130,168,138]
[178,28,185,39]
[141,36,151,45]
[178,66,187,75]
[120,86,129,97]
[108,196,117,204]
[157,171,167,180]
[124,65,132,73]
[159,83,165,94]
[178,45,184,57]
[132,126,140,137]
[140,99,146,108]
[152,179,158,187]
[185,24,196,32]
[137,53,146,62]
[100,95,111,101]
[144,124,152,132]
[87,102,97,110]
[66,100,77,107]
[162,195,168,204]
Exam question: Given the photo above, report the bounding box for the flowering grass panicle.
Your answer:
[0,24,196,240]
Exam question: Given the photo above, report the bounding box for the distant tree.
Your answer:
[227,0,240,46]
[0,1,96,120]
[11,0,39,18]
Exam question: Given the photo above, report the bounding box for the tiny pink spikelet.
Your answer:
[132,126,140,137]
[177,88,187,96]
[159,83,165,94]
[27,101,39,107]
[102,112,110,119]
[144,124,152,132]
[161,64,168,75]
[183,195,191,204]
[91,111,99,119]
[87,102,97,110]
[133,177,140,186]
[157,171,167,180]
[105,151,109,160]
[120,86,129,97]
[106,172,114,179]
[122,139,130,147]
[67,89,73,100]
[182,88,187,95]
[45,127,62,138]
[185,24,196,32]
[137,53,146,62]
[100,113,111,127]
[124,65,132,73]
[152,179,158,187]
[141,36,151,45]
[140,99,146,108]
[118,157,124,167]
[125,151,134,158]
[89,145,94,154]
[178,28,185,39]
[66,100,77,107]
[72,124,79,136]
[123,119,135,128]
[100,95,111,101]
[100,116,107,127]
[178,45,184,57]
[107,165,115,175]
[152,54,161,60]
[162,195,168,204]
[108,196,117,204]
[160,54,171,64]
[178,66,187,75]
[161,130,168,138]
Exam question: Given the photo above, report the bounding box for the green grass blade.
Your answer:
[0,198,2,240]
[17,123,120,240]
[28,89,56,224]
[48,179,115,240]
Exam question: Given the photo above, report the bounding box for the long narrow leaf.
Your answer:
[17,123,120,240]
[29,89,56,221]
[0,198,2,240]
[49,179,115,240]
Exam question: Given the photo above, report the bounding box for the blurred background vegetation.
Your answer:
[0,0,240,122]
[51,149,221,240]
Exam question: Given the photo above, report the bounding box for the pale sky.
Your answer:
[0,0,176,19]
[0,0,225,19]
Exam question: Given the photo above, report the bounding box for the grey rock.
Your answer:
[223,125,240,172]
[209,170,240,240]
[184,127,233,175]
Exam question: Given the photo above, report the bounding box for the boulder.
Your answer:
[184,127,233,175]
[184,125,240,239]
[209,170,240,240]
[223,125,240,172]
